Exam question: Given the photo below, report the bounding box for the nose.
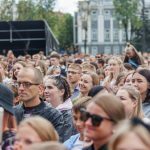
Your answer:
[18,83,24,91]
[132,81,138,88]
[76,119,82,126]
[85,118,92,126]
[44,88,49,93]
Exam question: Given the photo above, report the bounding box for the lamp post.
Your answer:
[79,0,90,54]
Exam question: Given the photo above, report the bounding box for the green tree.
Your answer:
[0,0,14,20]
[132,0,150,52]
[17,0,36,20]
[113,0,141,41]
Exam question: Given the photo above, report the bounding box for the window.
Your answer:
[104,46,111,54]
[104,29,111,42]
[122,30,126,42]
[113,29,119,42]
[104,20,110,28]
[113,20,119,29]
[104,9,112,19]
[91,10,98,18]
[91,29,98,42]
[91,46,98,55]
[113,46,120,54]
[91,20,98,29]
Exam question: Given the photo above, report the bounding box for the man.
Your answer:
[67,63,81,100]
[14,67,64,141]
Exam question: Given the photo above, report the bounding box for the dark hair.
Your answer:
[136,69,150,103]
[90,62,98,70]
[98,59,105,66]
[74,59,83,64]
[124,63,134,71]
[88,85,104,97]
[50,75,71,101]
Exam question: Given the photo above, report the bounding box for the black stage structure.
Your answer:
[0,20,59,56]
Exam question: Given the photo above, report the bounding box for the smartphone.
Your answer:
[0,107,4,143]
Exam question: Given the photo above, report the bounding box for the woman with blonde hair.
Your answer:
[81,93,125,150]
[14,116,59,150]
[116,86,143,119]
[103,56,124,91]
[77,72,99,100]
[108,118,150,150]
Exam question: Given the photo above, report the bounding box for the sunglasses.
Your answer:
[80,108,113,127]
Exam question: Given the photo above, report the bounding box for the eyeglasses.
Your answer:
[80,108,113,127]
[16,82,39,88]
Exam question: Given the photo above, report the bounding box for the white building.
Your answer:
[73,0,130,55]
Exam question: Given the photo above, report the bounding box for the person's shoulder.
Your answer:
[42,101,63,116]
[64,134,80,149]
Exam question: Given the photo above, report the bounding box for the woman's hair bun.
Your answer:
[126,42,130,47]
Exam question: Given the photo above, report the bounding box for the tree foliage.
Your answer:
[113,0,142,41]
[0,0,14,20]
[132,0,150,52]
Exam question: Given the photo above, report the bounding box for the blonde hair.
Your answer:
[19,116,59,141]
[83,72,99,86]
[108,56,124,72]
[118,86,143,118]
[27,141,67,150]
[109,119,150,150]
[68,63,82,73]
[105,56,124,84]
[93,93,125,124]
[81,63,96,73]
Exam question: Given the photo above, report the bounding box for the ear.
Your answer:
[132,100,138,108]
[60,89,65,97]
[38,84,44,97]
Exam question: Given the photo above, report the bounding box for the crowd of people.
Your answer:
[0,43,149,150]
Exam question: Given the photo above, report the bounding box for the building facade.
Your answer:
[73,0,130,55]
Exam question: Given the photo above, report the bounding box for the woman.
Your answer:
[108,118,150,150]
[116,86,143,119]
[124,71,134,86]
[103,57,124,91]
[12,61,26,81]
[132,69,150,118]
[44,75,74,141]
[124,43,144,69]
[14,116,59,150]
[81,93,125,150]
[113,73,126,94]
[78,72,99,99]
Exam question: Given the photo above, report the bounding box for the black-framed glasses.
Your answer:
[80,108,113,127]
[16,82,39,88]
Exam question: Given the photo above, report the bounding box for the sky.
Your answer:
[54,0,150,16]
[54,0,83,15]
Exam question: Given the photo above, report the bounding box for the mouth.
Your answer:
[44,95,50,98]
